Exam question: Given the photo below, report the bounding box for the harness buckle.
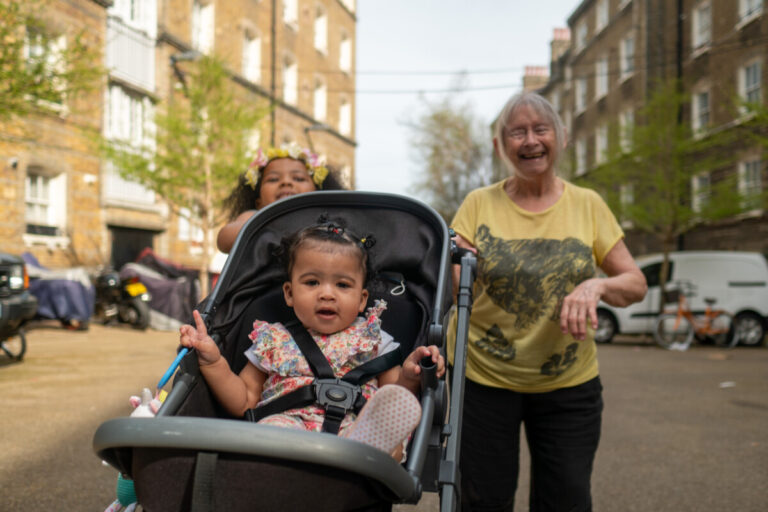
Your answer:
[314,378,361,415]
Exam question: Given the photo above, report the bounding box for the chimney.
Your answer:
[550,27,571,64]
[523,65,549,91]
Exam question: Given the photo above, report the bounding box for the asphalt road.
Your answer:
[1,324,767,511]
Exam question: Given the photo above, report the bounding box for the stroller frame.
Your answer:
[93,191,476,512]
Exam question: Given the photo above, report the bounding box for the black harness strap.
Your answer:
[339,348,402,384]
[190,452,218,512]
[285,320,335,380]
[244,320,402,434]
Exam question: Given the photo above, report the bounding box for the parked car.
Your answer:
[596,251,768,346]
[0,252,38,360]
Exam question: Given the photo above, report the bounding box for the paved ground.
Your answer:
[1,324,767,511]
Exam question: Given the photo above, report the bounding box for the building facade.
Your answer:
[535,0,767,256]
[0,0,357,274]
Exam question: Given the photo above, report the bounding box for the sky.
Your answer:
[354,0,580,199]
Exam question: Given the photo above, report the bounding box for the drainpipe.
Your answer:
[271,0,277,146]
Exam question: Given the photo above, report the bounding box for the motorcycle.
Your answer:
[94,271,152,330]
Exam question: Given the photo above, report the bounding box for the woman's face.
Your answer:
[501,105,559,179]
[257,158,317,208]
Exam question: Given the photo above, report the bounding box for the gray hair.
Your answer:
[493,91,567,177]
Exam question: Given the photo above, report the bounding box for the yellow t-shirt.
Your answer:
[448,179,624,392]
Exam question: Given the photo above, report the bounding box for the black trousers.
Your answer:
[459,376,603,512]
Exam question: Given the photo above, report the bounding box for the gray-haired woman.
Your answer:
[448,91,647,511]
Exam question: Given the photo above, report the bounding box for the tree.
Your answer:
[101,55,268,297]
[575,79,744,306]
[404,80,504,222]
[0,0,102,121]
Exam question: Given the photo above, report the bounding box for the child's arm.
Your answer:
[217,210,256,253]
[377,345,445,395]
[180,310,267,417]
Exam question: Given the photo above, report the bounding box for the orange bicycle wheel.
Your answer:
[707,311,736,348]
[654,314,694,350]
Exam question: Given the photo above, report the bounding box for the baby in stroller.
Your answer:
[94,191,473,512]
[179,217,444,458]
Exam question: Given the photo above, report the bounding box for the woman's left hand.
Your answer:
[560,277,605,341]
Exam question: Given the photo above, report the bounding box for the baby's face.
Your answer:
[282,242,368,335]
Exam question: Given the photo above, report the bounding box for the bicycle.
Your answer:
[653,280,738,351]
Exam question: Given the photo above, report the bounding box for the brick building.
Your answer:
[535,0,767,256]
[0,0,357,275]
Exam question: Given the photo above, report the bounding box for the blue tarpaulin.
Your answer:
[22,253,95,326]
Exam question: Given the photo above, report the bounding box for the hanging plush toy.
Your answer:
[103,388,166,512]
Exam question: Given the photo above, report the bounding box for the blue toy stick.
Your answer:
[157,347,189,389]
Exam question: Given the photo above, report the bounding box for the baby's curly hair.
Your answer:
[222,167,346,221]
[276,215,376,286]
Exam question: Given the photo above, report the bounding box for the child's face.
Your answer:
[282,242,369,335]
[258,158,317,208]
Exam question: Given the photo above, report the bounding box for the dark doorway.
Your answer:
[109,226,157,270]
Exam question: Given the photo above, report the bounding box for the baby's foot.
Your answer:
[341,384,421,455]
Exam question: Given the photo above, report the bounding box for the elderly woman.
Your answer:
[449,91,647,511]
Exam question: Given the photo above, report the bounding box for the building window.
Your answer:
[283,0,298,29]
[739,0,763,24]
[691,173,710,213]
[619,108,634,152]
[107,84,154,146]
[595,124,608,165]
[575,77,588,113]
[24,30,67,108]
[692,2,711,54]
[245,129,261,154]
[595,0,609,33]
[741,60,762,105]
[339,31,352,73]
[242,33,261,83]
[739,158,763,209]
[25,169,66,237]
[105,84,155,204]
[620,35,635,80]
[575,138,587,176]
[109,0,156,35]
[314,5,328,54]
[282,55,297,105]
[178,207,204,243]
[313,79,327,121]
[192,0,215,54]
[551,90,560,113]
[595,56,608,99]
[574,21,587,53]
[692,90,710,134]
[619,183,634,228]
[339,97,351,135]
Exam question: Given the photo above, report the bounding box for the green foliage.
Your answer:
[102,55,268,225]
[575,79,743,251]
[0,0,102,120]
[404,78,505,222]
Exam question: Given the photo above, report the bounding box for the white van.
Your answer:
[596,251,768,346]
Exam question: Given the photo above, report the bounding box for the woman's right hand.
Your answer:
[179,310,221,366]
[451,233,477,298]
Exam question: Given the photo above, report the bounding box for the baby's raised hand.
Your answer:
[402,345,445,382]
[179,310,221,366]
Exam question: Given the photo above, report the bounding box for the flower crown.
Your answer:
[245,142,329,190]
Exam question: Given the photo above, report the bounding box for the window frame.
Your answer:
[691,1,712,55]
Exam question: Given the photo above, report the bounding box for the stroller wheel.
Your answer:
[1,330,27,361]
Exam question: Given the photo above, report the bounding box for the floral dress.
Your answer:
[245,300,392,432]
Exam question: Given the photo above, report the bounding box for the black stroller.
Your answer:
[93,191,477,511]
